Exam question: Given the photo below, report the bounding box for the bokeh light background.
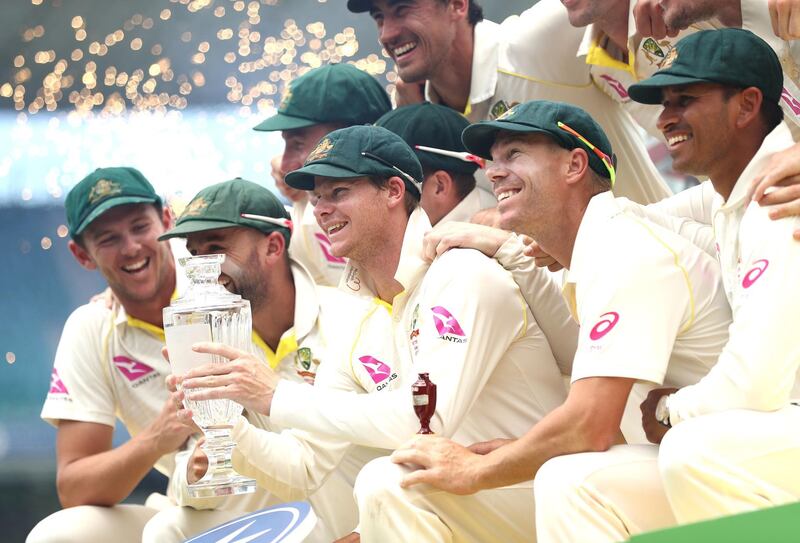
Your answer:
[1,0,546,538]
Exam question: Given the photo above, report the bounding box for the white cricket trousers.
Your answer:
[355,456,536,543]
[535,406,800,542]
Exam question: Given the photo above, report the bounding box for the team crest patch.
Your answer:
[491,100,519,120]
[661,47,678,69]
[88,179,122,204]
[497,105,519,121]
[431,306,467,343]
[113,356,156,382]
[49,368,69,395]
[279,81,293,110]
[409,304,421,356]
[181,197,209,218]
[295,347,319,384]
[305,138,333,164]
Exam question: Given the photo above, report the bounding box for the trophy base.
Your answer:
[188,475,257,499]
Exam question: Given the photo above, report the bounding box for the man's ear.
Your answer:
[430,170,454,196]
[68,239,97,271]
[161,204,175,231]
[735,87,764,130]
[259,230,288,262]
[565,148,591,186]
[449,0,469,21]
[385,176,408,210]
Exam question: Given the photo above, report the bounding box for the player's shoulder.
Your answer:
[63,300,113,330]
[431,247,516,289]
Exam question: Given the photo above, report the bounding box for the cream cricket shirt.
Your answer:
[270,208,567,450]
[563,192,731,390]
[40,240,189,478]
[426,0,671,205]
[288,198,345,287]
[668,123,800,425]
[438,186,497,225]
[580,0,800,142]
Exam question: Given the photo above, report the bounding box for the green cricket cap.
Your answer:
[462,100,616,182]
[284,125,423,197]
[629,28,783,105]
[346,0,373,11]
[66,166,160,238]
[252,63,391,132]
[159,178,291,244]
[376,102,479,176]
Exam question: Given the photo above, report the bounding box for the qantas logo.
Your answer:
[49,368,69,395]
[113,356,155,382]
[599,75,629,99]
[781,88,800,116]
[314,233,346,265]
[359,355,392,384]
[431,306,467,343]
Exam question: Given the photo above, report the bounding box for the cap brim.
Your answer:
[462,122,555,160]
[158,219,240,241]
[253,113,320,132]
[285,163,364,190]
[75,196,159,235]
[346,0,371,12]
[628,73,709,104]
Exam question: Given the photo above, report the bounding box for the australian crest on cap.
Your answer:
[497,104,519,121]
[279,81,293,110]
[661,47,678,69]
[88,179,122,204]
[181,196,209,218]
[306,137,334,164]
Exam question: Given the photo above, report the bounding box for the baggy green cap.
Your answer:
[347,0,373,11]
[376,102,479,176]
[462,100,616,183]
[159,178,292,244]
[252,63,391,132]
[284,125,423,197]
[65,166,160,238]
[629,28,783,105]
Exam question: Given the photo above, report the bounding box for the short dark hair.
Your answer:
[367,176,420,216]
[722,85,784,134]
[434,0,483,25]
[422,167,475,200]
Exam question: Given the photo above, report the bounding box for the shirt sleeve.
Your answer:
[668,206,800,424]
[271,249,529,448]
[40,303,117,428]
[494,234,578,376]
[649,181,716,225]
[571,222,694,385]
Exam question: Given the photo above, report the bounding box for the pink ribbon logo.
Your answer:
[315,233,346,264]
[431,306,466,337]
[359,356,392,384]
[742,259,769,289]
[589,312,620,341]
[113,356,155,382]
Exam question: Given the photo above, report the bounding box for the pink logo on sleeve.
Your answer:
[589,312,620,341]
[431,306,468,343]
[742,259,769,289]
[113,356,155,382]
[599,75,629,99]
[315,233,346,264]
[49,368,69,395]
[358,356,392,384]
[781,88,800,116]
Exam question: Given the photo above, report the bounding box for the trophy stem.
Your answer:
[187,426,257,498]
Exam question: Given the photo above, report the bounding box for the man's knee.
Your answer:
[141,507,187,543]
[354,456,406,510]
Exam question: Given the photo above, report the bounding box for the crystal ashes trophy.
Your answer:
[412,373,437,434]
[163,254,257,498]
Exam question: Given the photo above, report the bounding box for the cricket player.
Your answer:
[27,168,193,543]
[175,125,569,542]
[382,99,733,541]
[141,179,375,542]
[253,63,391,287]
[376,102,495,225]
[528,29,800,541]
[348,0,673,205]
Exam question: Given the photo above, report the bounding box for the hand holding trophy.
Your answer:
[163,254,257,498]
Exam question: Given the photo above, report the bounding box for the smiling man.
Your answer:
[253,63,391,287]
[387,100,732,542]
[28,167,194,543]
[177,125,570,542]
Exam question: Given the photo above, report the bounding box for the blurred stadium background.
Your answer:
[0,1,691,540]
